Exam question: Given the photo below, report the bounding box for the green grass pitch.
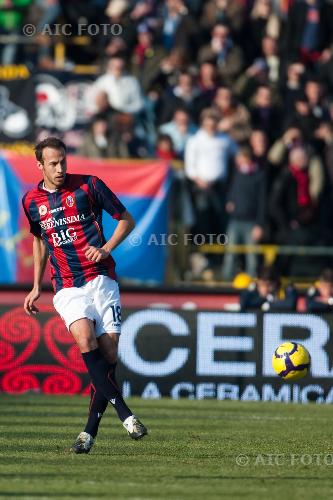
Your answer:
[1,395,333,499]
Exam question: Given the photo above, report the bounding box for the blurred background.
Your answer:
[1,0,333,399]
[2,0,333,289]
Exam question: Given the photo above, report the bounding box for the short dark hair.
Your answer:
[35,137,66,163]
[157,133,174,147]
[257,265,280,284]
[236,145,253,160]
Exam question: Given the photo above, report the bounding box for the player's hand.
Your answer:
[84,246,109,262]
[24,288,40,315]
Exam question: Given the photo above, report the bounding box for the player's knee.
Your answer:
[97,332,118,363]
[98,341,117,363]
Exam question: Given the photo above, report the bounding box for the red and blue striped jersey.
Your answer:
[22,174,126,293]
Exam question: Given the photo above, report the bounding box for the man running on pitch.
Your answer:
[23,136,147,453]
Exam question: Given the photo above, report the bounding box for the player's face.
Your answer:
[38,147,67,189]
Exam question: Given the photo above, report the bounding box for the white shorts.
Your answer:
[53,275,121,337]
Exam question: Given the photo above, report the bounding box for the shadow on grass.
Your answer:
[173,475,333,481]
[0,494,111,498]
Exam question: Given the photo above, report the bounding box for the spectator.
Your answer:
[223,147,266,280]
[197,61,219,96]
[269,146,322,249]
[108,113,148,158]
[195,61,220,115]
[250,127,278,187]
[261,36,280,85]
[233,57,270,105]
[318,49,333,91]
[249,129,269,169]
[155,133,177,160]
[79,115,114,158]
[246,0,280,63]
[102,0,137,59]
[240,265,298,311]
[131,23,166,94]
[282,78,329,142]
[250,85,281,142]
[213,85,251,143]
[249,129,279,240]
[281,62,306,115]
[306,268,333,312]
[304,78,330,124]
[282,0,333,66]
[283,94,316,141]
[200,0,246,42]
[159,108,197,159]
[161,0,198,58]
[158,70,202,124]
[4,0,333,284]
[152,46,189,92]
[93,55,144,114]
[198,22,244,86]
[268,127,324,202]
[184,107,237,236]
[314,121,333,243]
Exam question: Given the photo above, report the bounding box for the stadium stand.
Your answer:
[1,0,333,282]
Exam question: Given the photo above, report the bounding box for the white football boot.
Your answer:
[71,431,94,454]
[123,415,148,440]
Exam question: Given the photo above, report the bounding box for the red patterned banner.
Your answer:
[0,305,90,395]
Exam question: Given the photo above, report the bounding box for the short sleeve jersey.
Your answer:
[22,174,126,293]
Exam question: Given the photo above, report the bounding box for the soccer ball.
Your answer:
[272,342,311,381]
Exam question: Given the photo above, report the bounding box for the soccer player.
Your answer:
[22,137,147,453]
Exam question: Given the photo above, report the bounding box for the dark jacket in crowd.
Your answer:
[226,168,266,225]
[269,167,317,241]
[305,286,333,312]
[282,0,333,62]
[240,283,298,311]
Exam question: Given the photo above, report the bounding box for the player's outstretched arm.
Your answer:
[85,210,135,263]
[24,236,48,315]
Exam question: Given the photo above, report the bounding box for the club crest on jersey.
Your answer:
[39,205,47,216]
[66,195,75,207]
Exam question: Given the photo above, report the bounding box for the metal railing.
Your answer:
[199,243,333,266]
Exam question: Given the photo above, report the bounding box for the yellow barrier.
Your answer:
[199,244,333,266]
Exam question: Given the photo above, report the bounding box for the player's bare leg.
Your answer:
[70,319,147,453]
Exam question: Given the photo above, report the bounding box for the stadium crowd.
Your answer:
[2,0,333,279]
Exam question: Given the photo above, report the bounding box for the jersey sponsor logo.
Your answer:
[40,213,85,230]
[66,195,75,207]
[51,227,77,247]
[49,206,65,214]
[39,204,47,216]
